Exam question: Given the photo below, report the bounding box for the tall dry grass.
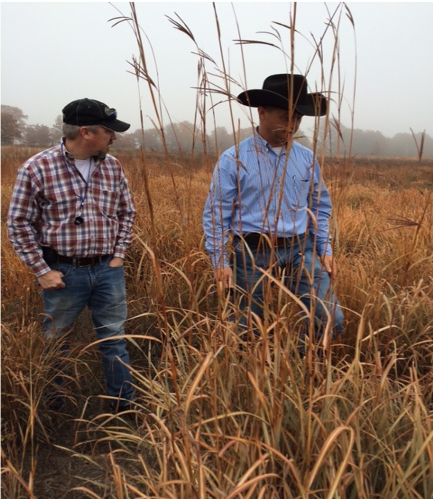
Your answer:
[2,144,432,498]
[2,2,433,497]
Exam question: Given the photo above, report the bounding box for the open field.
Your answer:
[1,145,433,499]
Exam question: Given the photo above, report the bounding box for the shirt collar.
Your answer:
[252,128,287,156]
[61,138,100,165]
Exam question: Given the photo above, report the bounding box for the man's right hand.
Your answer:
[214,266,233,290]
[38,270,66,290]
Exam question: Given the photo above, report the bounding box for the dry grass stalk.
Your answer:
[1,2,433,497]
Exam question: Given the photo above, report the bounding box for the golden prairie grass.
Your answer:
[2,2,433,497]
[1,144,432,499]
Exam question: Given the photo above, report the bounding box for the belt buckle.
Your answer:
[76,257,93,267]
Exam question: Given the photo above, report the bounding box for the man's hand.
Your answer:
[109,257,124,268]
[320,255,338,280]
[38,270,66,290]
[214,266,233,290]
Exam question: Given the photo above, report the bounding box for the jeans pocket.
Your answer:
[103,256,124,269]
[50,263,73,278]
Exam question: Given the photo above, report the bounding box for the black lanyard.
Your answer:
[60,141,92,225]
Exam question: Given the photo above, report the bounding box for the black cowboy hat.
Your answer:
[237,74,327,117]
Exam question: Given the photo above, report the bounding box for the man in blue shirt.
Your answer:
[203,74,344,346]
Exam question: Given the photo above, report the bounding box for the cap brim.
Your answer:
[237,90,327,116]
[100,120,131,132]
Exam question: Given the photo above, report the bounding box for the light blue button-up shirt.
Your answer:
[203,132,334,268]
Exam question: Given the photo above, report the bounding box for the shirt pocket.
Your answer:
[288,176,311,208]
[90,185,120,218]
[40,185,78,217]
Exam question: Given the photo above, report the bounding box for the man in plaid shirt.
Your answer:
[7,98,136,413]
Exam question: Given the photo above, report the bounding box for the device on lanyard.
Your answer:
[60,142,92,225]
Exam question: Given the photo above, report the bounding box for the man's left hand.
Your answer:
[109,257,124,268]
[320,255,337,280]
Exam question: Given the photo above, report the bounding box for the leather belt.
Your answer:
[55,254,111,267]
[233,233,303,248]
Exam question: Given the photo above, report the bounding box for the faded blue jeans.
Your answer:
[231,233,344,344]
[43,256,134,408]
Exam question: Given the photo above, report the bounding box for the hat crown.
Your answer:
[262,74,308,102]
[236,73,327,116]
[62,98,110,125]
[61,98,130,132]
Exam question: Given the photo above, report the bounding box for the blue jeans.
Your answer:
[43,256,134,407]
[231,234,344,343]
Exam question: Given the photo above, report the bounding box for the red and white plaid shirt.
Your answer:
[7,142,136,277]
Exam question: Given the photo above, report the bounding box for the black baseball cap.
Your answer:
[62,98,130,132]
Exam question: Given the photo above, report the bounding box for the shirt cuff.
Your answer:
[113,248,126,260]
[317,238,333,256]
[33,260,52,278]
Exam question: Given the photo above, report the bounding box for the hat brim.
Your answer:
[237,89,327,117]
[99,119,131,133]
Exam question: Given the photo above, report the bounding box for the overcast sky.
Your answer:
[2,2,433,138]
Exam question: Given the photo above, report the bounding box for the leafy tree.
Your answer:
[149,128,164,151]
[111,132,137,150]
[211,126,231,154]
[163,121,197,152]
[24,124,51,147]
[132,128,163,151]
[50,115,63,144]
[1,105,28,144]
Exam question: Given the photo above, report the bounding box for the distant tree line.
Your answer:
[2,104,432,158]
[321,123,432,160]
[1,106,63,148]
